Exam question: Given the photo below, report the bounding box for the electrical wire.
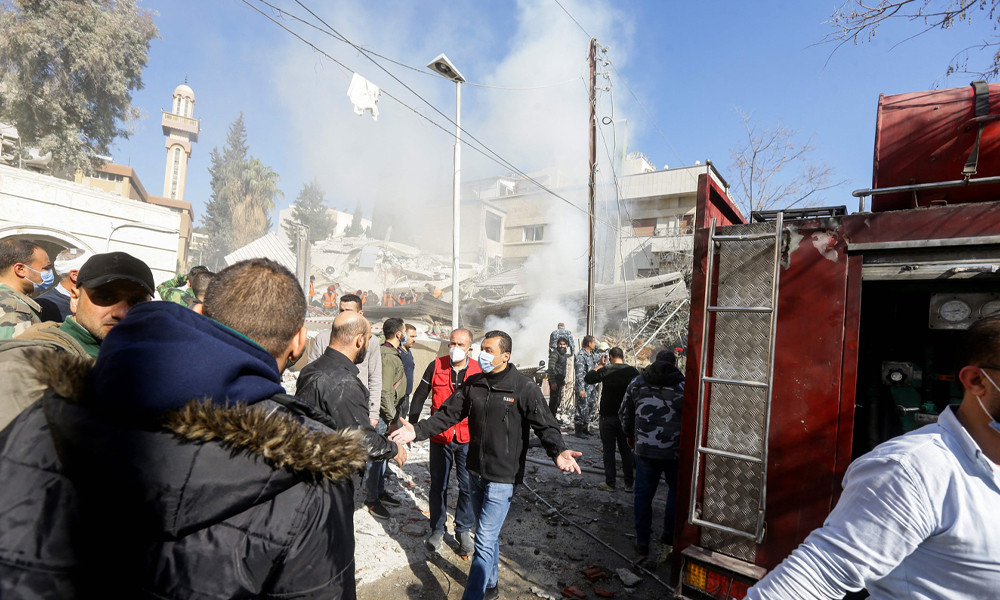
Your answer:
[552,0,594,39]
[288,0,611,227]
[242,0,629,235]
[255,0,580,91]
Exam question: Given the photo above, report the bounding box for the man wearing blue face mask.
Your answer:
[391,330,582,600]
[0,239,52,339]
[747,316,1000,600]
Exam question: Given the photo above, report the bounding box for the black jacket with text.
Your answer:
[414,365,567,484]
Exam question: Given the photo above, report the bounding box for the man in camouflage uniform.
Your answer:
[0,239,51,339]
[156,265,209,307]
[573,335,599,437]
[619,349,685,558]
[549,322,576,355]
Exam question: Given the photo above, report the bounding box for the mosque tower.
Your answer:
[160,83,200,201]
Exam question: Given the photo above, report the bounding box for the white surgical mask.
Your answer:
[449,346,466,364]
[976,368,1000,434]
[478,351,497,373]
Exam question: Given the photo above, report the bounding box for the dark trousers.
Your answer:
[429,439,474,535]
[598,415,634,488]
[548,376,565,417]
[634,455,679,547]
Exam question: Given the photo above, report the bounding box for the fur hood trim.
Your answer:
[32,351,367,482]
[28,347,93,401]
[164,400,367,482]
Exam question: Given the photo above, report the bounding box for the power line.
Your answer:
[255,0,579,91]
[552,0,593,39]
[243,0,633,236]
[286,0,617,228]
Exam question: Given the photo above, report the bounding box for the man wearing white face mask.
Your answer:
[393,330,582,600]
[0,239,52,339]
[747,316,1000,600]
[408,328,480,555]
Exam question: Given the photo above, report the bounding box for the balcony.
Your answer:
[161,111,200,140]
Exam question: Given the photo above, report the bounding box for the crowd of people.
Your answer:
[2,236,997,599]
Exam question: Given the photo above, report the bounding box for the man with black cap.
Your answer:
[619,349,685,559]
[0,251,154,429]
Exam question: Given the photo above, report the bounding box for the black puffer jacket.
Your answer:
[0,305,367,599]
[414,365,567,484]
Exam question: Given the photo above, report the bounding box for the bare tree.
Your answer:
[827,0,1000,80]
[729,110,841,218]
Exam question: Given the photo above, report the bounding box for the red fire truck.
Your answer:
[672,80,1000,599]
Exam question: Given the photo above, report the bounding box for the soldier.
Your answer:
[573,335,599,437]
[0,239,51,339]
[548,322,576,355]
[619,350,685,558]
[156,265,209,307]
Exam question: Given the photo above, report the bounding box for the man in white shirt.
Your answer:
[747,316,1000,600]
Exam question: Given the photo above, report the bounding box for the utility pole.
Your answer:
[586,38,598,336]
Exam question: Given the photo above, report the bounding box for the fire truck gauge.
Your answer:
[939,299,972,323]
[980,300,1000,319]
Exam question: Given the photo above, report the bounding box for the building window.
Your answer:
[169,147,181,198]
[523,225,544,242]
[485,212,502,242]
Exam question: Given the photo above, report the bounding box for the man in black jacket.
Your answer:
[391,330,582,600]
[584,346,639,492]
[297,310,406,469]
[0,258,367,599]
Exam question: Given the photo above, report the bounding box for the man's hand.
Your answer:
[370,418,378,428]
[389,417,416,444]
[626,437,635,450]
[393,441,408,467]
[555,449,583,474]
[577,390,586,399]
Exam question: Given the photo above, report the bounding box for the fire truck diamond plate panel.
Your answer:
[699,222,777,563]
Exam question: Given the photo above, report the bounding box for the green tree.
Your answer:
[0,0,158,172]
[227,157,281,248]
[200,114,280,259]
[345,200,365,237]
[282,179,333,251]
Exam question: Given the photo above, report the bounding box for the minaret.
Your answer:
[161,83,200,201]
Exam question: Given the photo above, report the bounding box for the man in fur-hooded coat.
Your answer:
[0,259,367,599]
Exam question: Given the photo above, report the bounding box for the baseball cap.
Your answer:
[77,252,155,296]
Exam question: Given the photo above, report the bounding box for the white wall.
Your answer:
[0,164,182,286]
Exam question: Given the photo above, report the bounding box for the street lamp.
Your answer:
[427,53,466,330]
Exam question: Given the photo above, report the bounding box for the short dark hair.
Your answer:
[187,265,210,281]
[202,258,306,358]
[556,336,569,346]
[190,272,215,299]
[340,293,362,307]
[582,335,595,348]
[383,317,405,339]
[405,323,417,333]
[959,317,1000,371]
[609,347,624,360]
[483,330,512,354]
[0,239,42,272]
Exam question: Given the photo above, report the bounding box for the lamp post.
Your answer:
[427,53,466,330]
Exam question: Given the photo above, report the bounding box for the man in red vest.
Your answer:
[408,328,479,556]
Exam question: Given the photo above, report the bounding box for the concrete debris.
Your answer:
[616,568,641,587]
[530,586,559,600]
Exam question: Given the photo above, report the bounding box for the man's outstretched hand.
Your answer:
[393,441,408,467]
[389,417,416,445]
[555,449,583,474]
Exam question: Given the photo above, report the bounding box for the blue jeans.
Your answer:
[634,455,679,547]
[462,474,514,600]
[365,419,388,503]
[429,439,474,535]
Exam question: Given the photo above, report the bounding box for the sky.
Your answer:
[115,0,998,230]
